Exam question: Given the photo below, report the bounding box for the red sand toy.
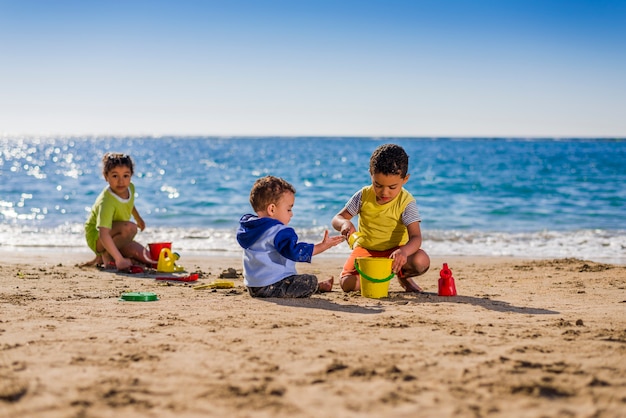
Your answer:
[438,263,457,296]
[155,273,199,282]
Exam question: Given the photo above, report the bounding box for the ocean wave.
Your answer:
[1,224,624,265]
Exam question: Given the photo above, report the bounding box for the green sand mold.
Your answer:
[119,292,159,302]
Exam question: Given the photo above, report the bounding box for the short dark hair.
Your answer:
[102,153,134,176]
[249,176,296,212]
[369,144,409,177]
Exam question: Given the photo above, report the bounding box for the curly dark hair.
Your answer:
[369,144,409,177]
[102,153,134,176]
[249,176,296,212]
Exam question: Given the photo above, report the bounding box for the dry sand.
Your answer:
[1,251,625,418]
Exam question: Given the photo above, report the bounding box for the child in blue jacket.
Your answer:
[237,176,344,297]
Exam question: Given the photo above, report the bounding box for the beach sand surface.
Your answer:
[1,251,625,418]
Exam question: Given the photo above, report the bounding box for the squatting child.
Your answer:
[83,153,152,271]
[332,143,430,292]
[237,175,344,298]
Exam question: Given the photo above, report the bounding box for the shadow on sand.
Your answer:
[258,296,385,314]
[258,290,559,315]
[390,291,560,314]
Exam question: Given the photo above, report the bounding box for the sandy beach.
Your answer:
[1,251,625,418]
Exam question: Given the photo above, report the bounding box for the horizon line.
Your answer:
[2,133,625,140]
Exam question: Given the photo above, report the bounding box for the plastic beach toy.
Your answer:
[354,257,394,298]
[119,292,159,302]
[438,263,457,296]
[127,265,145,274]
[193,280,235,290]
[156,273,198,282]
[348,232,363,249]
[156,247,185,273]
[105,262,144,274]
[148,242,171,261]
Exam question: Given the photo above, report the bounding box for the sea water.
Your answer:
[1,136,625,264]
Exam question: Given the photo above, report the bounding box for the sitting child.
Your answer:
[237,176,344,297]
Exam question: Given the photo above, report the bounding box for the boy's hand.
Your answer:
[389,248,408,273]
[340,221,355,239]
[321,230,345,249]
[135,217,146,231]
[313,230,345,255]
[115,257,133,271]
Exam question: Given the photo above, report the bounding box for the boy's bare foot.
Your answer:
[78,255,102,268]
[398,275,423,293]
[101,253,117,269]
[318,277,334,292]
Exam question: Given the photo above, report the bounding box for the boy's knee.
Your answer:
[418,251,430,273]
[120,221,138,237]
[405,250,430,276]
[340,275,359,292]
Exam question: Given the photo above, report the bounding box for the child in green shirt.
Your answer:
[83,153,152,270]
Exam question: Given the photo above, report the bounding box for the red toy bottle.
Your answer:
[438,263,457,296]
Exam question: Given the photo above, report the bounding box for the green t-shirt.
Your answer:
[84,183,136,253]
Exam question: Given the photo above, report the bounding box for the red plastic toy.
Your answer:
[155,273,199,282]
[438,263,457,296]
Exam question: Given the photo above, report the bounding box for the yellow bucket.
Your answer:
[355,257,394,298]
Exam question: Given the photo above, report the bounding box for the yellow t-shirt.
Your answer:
[357,186,414,251]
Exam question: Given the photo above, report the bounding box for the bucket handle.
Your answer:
[354,260,395,283]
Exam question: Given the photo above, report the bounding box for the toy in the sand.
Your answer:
[438,263,457,296]
[156,273,198,282]
[156,248,185,272]
[354,257,395,298]
[149,242,185,273]
[119,292,159,302]
[193,280,235,290]
[105,262,144,273]
[148,242,171,261]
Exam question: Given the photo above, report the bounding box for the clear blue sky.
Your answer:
[1,0,625,137]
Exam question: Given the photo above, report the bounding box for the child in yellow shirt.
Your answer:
[332,144,430,292]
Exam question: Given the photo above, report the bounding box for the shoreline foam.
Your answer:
[1,224,625,266]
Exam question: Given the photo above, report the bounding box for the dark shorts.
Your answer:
[247,274,318,298]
